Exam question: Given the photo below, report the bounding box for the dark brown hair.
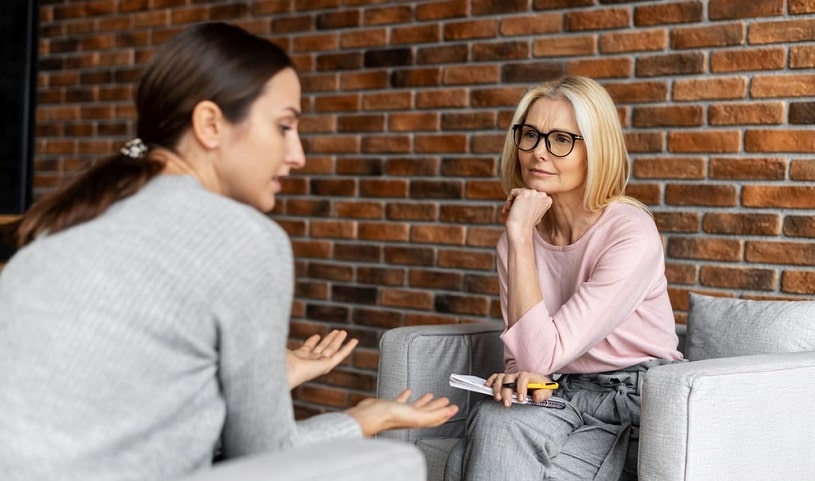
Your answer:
[17,22,295,246]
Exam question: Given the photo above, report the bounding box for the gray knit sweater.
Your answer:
[0,175,361,481]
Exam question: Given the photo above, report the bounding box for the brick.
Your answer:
[782,271,815,295]
[444,65,501,85]
[364,48,413,68]
[633,156,705,179]
[791,46,815,68]
[295,385,348,408]
[632,105,703,127]
[673,77,747,100]
[625,132,664,153]
[307,262,354,282]
[465,180,506,200]
[315,10,359,29]
[310,220,357,239]
[440,204,497,224]
[665,262,699,284]
[783,216,815,238]
[414,134,467,153]
[604,81,668,103]
[435,293,491,316]
[742,185,815,209]
[473,41,530,62]
[711,47,785,73]
[709,0,784,20]
[385,157,440,176]
[500,13,562,36]
[472,0,527,14]
[440,157,497,177]
[709,102,784,125]
[568,57,632,78]
[749,18,815,44]
[667,237,743,261]
[789,101,815,124]
[356,267,405,286]
[363,91,412,110]
[336,157,383,176]
[535,0,594,8]
[441,112,497,131]
[668,130,741,153]
[352,308,404,329]
[405,312,460,326]
[464,274,499,295]
[416,88,469,108]
[310,178,356,196]
[671,23,745,49]
[386,203,439,221]
[534,35,596,57]
[751,74,815,98]
[745,129,815,153]
[700,266,777,291]
[358,222,410,242]
[664,184,738,207]
[467,226,504,248]
[444,19,499,41]
[654,211,700,232]
[566,8,629,31]
[314,94,361,113]
[791,160,815,180]
[336,201,385,219]
[438,249,495,270]
[412,224,466,245]
[410,179,464,199]
[600,29,667,53]
[472,133,507,155]
[503,62,565,84]
[791,0,815,14]
[709,157,787,180]
[364,5,412,25]
[636,52,705,77]
[416,0,467,20]
[359,179,409,198]
[316,52,363,71]
[391,67,442,88]
[388,112,439,132]
[703,213,782,235]
[334,243,382,263]
[746,241,815,266]
[336,114,384,133]
[340,71,389,90]
[635,1,703,25]
[409,269,463,290]
[392,24,440,45]
[340,28,387,49]
[385,246,436,266]
[360,135,411,154]
[380,289,433,310]
[417,44,469,65]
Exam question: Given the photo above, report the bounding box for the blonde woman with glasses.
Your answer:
[445,76,683,481]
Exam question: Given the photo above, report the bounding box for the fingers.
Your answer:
[394,389,412,404]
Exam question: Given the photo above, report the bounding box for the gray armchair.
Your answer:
[377,293,815,481]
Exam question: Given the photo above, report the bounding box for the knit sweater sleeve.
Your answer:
[207,207,361,458]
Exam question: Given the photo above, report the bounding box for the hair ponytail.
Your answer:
[16,151,163,246]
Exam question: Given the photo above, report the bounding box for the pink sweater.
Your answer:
[497,201,682,375]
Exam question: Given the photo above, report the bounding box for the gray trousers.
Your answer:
[445,360,676,481]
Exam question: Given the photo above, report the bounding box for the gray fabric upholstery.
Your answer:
[639,350,815,481]
[376,322,503,475]
[175,438,426,481]
[686,292,815,361]
[377,295,815,481]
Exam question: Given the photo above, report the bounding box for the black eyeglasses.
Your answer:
[512,124,584,157]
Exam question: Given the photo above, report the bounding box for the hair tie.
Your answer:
[120,138,148,159]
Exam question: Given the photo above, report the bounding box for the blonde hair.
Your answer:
[499,76,648,214]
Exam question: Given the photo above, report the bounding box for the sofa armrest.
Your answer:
[376,322,504,443]
[174,438,425,481]
[639,350,815,481]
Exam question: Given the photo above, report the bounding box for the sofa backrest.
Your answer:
[685,292,815,361]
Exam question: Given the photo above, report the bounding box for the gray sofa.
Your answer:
[377,293,815,481]
[177,438,426,481]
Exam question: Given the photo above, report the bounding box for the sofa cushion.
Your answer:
[686,293,815,361]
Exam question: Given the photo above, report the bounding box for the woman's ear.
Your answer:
[190,100,224,150]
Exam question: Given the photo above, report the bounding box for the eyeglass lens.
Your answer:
[513,125,577,157]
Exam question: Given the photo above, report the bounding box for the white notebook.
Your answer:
[449,373,566,409]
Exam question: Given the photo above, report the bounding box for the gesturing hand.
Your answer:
[286,329,358,389]
[346,389,459,437]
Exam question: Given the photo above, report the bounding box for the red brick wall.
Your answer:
[36,0,815,416]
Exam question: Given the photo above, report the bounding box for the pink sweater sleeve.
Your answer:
[498,203,680,375]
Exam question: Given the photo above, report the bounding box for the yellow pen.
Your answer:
[502,381,559,390]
